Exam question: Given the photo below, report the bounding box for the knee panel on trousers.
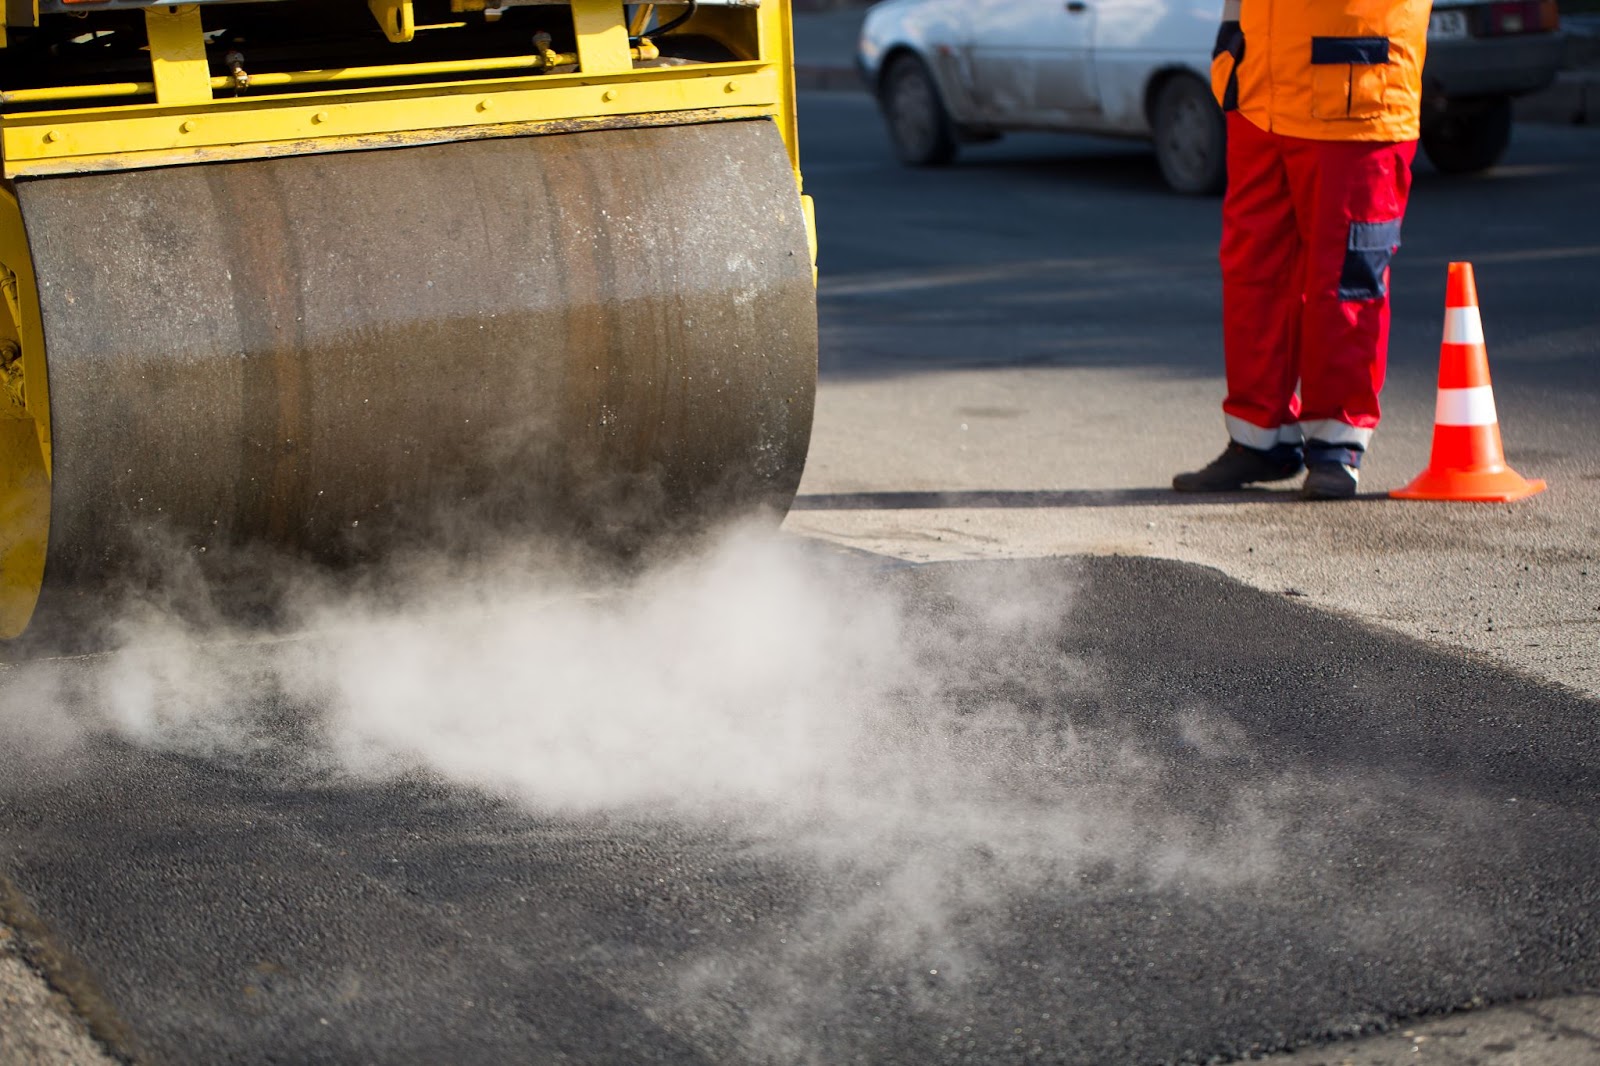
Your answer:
[1338,218,1403,301]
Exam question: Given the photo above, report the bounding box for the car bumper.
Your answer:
[1423,32,1567,99]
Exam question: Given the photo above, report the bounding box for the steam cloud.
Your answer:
[0,524,1293,1057]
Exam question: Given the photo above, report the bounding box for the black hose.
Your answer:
[630,1,698,43]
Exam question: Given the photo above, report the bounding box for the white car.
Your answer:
[857,0,1566,193]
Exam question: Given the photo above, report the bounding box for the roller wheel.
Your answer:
[879,53,958,167]
[2,121,817,647]
[1152,75,1227,196]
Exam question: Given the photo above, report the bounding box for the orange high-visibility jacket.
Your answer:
[1210,0,1431,142]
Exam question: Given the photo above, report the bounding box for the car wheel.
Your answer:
[879,53,958,167]
[956,126,1003,145]
[1421,97,1514,175]
[1152,75,1227,195]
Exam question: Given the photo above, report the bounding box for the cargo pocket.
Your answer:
[1309,36,1391,120]
[1338,218,1403,301]
[1210,22,1244,112]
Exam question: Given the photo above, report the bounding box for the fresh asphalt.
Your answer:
[4,95,1600,1065]
[3,556,1600,1064]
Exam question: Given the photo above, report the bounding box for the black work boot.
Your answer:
[1300,441,1363,500]
[1173,441,1304,492]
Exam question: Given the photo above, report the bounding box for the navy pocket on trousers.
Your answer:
[1338,218,1403,301]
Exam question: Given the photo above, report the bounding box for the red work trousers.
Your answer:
[1220,112,1417,455]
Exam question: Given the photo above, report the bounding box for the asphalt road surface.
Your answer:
[2,98,1599,1065]
[3,553,1599,1065]
[790,92,1600,701]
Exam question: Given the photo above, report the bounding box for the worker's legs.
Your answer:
[1281,133,1417,486]
[1219,113,1305,452]
[1174,114,1307,492]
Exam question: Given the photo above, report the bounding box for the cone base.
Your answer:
[1390,465,1546,502]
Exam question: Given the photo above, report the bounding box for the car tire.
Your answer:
[1151,75,1227,196]
[956,126,1003,145]
[1421,97,1514,175]
[879,53,958,167]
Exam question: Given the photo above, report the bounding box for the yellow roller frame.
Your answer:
[0,0,812,633]
[0,185,48,639]
[1,0,806,191]
[0,0,815,635]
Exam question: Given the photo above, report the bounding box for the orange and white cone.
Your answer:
[1391,262,1546,503]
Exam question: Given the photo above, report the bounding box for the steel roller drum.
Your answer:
[10,119,816,641]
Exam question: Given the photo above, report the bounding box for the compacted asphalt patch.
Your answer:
[1,554,1597,1065]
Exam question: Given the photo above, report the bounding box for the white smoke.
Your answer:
[0,523,1292,1056]
[5,519,1286,882]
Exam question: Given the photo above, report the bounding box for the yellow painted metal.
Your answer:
[4,65,780,177]
[0,417,47,639]
[0,186,47,467]
[762,0,802,181]
[369,0,416,43]
[2,2,806,187]
[0,0,812,259]
[0,1,812,239]
[144,5,213,107]
[1,41,666,108]
[3,82,157,106]
[571,0,632,74]
[801,193,817,285]
[0,186,49,639]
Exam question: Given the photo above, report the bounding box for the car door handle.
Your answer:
[1066,1,1089,11]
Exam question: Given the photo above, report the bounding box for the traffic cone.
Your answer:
[1391,262,1545,502]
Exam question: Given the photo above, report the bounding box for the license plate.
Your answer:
[1428,9,1470,39]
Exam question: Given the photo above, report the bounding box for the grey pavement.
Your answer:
[1265,997,1600,1065]
[0,924,107,1066]
[788,89,1600,700]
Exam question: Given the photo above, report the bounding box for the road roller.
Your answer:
[0,0,817,644]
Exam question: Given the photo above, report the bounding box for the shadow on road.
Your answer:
[792,487,1402,510]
